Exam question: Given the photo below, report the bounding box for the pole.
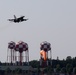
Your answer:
[50,50,52,66]
[20,52,22,65]
[11,49,12,63]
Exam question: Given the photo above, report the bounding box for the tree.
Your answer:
[29,60,39,68]
[5,67,12,75]
[66,64,73,75]
[60,67,66,74]
[48,67,54,74]
[56,64,61,73]
[66,56,72,64]
[15,68,22,74]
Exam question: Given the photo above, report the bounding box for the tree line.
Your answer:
[29,56,76,75]
[0,56,76,75]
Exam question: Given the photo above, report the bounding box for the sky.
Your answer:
[0,0,76,62]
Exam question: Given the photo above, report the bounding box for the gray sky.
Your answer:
[0,0,76,62]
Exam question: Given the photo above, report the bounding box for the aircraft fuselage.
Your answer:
[14,19,27,23]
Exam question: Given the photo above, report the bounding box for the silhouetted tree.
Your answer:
[56,64,61,73]
[61,67,66,74]
[5,67,12,75]
[66,63,73,75]
[15,68,22,74]
[29,60,39,68]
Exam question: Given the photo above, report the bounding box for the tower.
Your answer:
[40,41,52,67]
[7,41,15,64]
[15,41,29,65]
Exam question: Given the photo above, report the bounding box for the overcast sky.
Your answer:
[0,0,76,62]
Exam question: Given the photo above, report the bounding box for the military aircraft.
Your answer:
[8,15,28,23]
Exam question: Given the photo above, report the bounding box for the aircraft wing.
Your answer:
[18,16,25,20]
[8,19,14,21]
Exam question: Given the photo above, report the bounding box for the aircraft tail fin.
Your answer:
[14,15,16,19]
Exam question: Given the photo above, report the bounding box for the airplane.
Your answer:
[8,15,28,23]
